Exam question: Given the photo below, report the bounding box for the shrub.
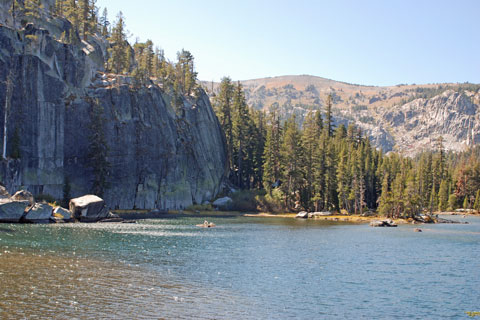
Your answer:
[186,203,213,212]
[255,189,285,213]
[230,189,265,212]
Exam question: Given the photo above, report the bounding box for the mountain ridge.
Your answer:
[201,75,480,155]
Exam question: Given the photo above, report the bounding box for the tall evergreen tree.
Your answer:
[325,94,334,137]
[107,11,128,74]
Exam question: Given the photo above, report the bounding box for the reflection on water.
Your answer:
[0,215,479,319]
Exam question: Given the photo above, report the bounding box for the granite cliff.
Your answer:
[0,12,228,209]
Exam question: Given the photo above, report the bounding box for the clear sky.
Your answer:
[95,0,480,86]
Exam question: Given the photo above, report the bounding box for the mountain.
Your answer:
[0,4,227,210]
[202,75,480,155]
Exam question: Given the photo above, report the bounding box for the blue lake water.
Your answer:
[0,215,479,319]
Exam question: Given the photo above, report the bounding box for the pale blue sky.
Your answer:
[96,0,480,86]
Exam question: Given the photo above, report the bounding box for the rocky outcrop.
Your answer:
[382,90,480,156]
[0,20,227,210]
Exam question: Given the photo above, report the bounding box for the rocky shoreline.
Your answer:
[0,187,124,224]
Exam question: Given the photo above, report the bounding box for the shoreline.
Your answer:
[111,209,477,225]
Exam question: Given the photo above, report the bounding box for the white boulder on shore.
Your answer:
[69,195,109,222]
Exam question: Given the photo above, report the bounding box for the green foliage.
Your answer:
[255,188,285,213]
[186,203,213,211]
[438,180,449,211]
[474,190,480,213]
[229,190,265,212]
[448,194,458,211]
[107,11,128,74]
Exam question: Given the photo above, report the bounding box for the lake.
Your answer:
[0,215,479,319]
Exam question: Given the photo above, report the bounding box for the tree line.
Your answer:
[213,77,480,216]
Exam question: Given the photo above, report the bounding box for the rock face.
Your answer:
[0,21,227,210]
[23,203,53,223]
[382,90,480,156]
[69,195,108,222]
[0,200,29,222]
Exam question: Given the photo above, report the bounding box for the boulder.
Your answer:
[370,220,385,227]
[295,211,309,219]
[11,190,35,205]
[52,207,73,222]
[0,200,30,222]
[98,212,124,223]
[312,211,332,217]
[370,220,398,227]
[69,195,109,222]
[212,197,233,209]
[23,203,53,223]
[0,186,10,199]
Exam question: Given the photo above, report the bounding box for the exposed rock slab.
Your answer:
[24,203,53,223]
[0,200,30,222]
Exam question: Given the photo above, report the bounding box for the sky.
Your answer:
[95,0,480,86]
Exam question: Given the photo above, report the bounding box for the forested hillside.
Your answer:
[212,77,480,215]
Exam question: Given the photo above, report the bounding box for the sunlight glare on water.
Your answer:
[0,215,479,319]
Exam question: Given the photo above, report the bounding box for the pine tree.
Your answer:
[448,194,457,211]
[378,174,393,217]
[214,77,234,171]
[325,94,334,137]
[438,180,449,212]
[232,82,253,188]
[176,49,197,95]
[107,11,128,74]
[280,115,303,209]
[301,112,320,208]
[474,190,480,213]
[263,104,282,194]
[99,7,109,36]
